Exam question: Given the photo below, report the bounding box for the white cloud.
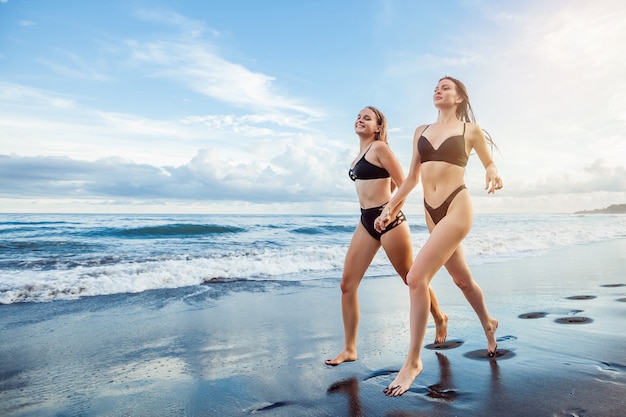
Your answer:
[2,1,624,214]
[456,1,626,195]
[40,52,112,81]
[0,139,353,204]
[133,8,214,38]
[0,80,330,169]
[127,40,322,118]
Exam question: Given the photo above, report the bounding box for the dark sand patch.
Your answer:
[554,316,593,324]
[518,311,548,319]
[424,339,464,350]
[463,349,515,361]
[565,295,597,300]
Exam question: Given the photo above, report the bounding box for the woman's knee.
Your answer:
[339,276,360,294]
[406,270,429,290]
[451,273,473,292]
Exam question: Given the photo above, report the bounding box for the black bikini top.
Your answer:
[349,145,390,181]
[418,124,468,168]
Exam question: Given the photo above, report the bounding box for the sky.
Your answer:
[1,0,625,214]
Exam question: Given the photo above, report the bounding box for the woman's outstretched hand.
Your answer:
[485,165,503,194]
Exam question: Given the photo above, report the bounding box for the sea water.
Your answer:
[1,213,625,304]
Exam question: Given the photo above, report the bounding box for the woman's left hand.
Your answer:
[485,165,503,194]
[374,208,391,232]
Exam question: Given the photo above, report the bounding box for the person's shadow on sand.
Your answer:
[478,355,506,416]
[425,352,457,401]
[327,376,363,417]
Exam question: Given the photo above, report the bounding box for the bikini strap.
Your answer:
[357,143,374,161]
[420,125,430,135]
[462,122,466,136]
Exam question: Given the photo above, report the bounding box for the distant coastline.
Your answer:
[575,203,626,214]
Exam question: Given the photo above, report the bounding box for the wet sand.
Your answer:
[1,239,625,416]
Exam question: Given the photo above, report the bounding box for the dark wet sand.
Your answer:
[1,239,625,416]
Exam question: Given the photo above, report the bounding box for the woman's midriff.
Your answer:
[421,163,465,207]
[355,177,392,209]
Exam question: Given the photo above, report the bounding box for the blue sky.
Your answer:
[1,0,625,214]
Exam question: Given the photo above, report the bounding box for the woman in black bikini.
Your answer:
[375,77,503,396]
[325,106,448,366]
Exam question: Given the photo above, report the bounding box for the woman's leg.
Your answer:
[444,247,498,354]
[381,222,448,343]
[385,208,471,396]
[325,223,380,366]
[428,287,448,344]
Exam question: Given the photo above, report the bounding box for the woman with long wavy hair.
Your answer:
[375,77,503,396]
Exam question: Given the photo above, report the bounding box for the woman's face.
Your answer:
[354,108,380,137]
[433,79,462,108]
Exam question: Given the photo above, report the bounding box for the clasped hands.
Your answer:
[374,208,391,233]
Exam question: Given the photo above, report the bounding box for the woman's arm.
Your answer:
[375,126,424,231]
[375,142,406,218]
[468,123,502,194]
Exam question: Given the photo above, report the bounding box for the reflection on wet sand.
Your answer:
[327,377,362,417]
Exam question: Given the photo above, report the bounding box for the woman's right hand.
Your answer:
[375,207,391,232]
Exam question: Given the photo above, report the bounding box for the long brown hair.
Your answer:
[440,76,497,151]
[365,105,388,144]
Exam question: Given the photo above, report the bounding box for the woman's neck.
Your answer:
[358,135,376,151]
[436,108,459,125]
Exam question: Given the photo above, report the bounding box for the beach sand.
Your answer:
[1,239,625,416]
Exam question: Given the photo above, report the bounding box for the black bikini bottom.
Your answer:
[424,185,466,225]
[360,204,406,241]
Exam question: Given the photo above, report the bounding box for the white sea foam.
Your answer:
[0,246,350,304]
[1,213,625,303]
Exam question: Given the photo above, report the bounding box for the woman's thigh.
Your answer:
[413,203,472,280]
[342,223,381,288]
[380,221,413,280]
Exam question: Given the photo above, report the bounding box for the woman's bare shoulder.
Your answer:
[465,121,482,133]
[412,124,429,139]
[415,124,429,134]
[465,122,485,139]
[370,140,394,157]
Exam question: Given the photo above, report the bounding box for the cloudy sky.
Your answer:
[1,0,625,214]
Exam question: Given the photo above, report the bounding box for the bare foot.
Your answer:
[434,312,448,344]
[325,349,357,366]
[383,359,423,397]
[485,318,498,356]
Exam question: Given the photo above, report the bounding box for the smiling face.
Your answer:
[355,107,380,137]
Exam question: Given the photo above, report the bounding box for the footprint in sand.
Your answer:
[518,311,548,319]
[463,348,515,360]
[246,401,296,413]
[565,295,596,300]
[424,339,464,350]
[361,369,398,382]
[462,335,516,360]
[554,316,593,324]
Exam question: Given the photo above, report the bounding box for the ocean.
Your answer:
[1,212,625,305]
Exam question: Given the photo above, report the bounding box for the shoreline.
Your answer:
[1,239,625,416]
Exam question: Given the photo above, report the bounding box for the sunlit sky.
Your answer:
[1,0,625,214]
